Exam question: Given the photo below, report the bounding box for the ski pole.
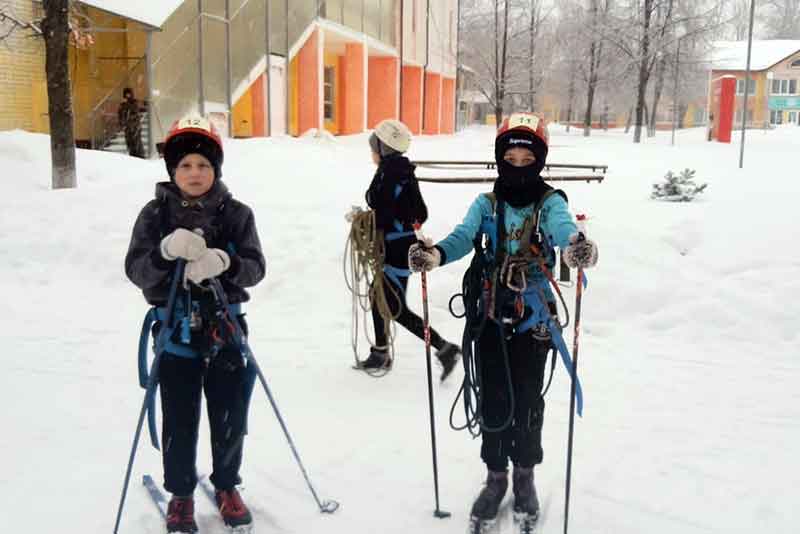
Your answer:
[208,279,340,514]
[113,260,186,534]
[564,216,588,534]
[413,224,451,520]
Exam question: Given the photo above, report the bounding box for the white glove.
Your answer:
[563,233,598,269]
[408,243,441,272]
[160,228,207,261]
[185,248,231,285]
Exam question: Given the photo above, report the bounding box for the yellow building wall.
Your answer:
[289,56,299,136]
[0,0,46,132]
[232,87,254,137]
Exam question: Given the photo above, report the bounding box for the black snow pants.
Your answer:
[371,273,446,351]
[158,318,252,496]
[478,322,551,471]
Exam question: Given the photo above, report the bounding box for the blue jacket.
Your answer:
[437,193,577,292]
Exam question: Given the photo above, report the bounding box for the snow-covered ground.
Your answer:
[0,123,798,534]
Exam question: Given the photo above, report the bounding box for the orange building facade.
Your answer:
[286,1,458,137]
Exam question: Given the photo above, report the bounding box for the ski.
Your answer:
[198,476,254,534]
[142,474,168,519]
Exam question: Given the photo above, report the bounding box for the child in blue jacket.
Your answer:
[409,113,598,530]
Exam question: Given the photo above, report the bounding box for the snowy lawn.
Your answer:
[0,123,797,534]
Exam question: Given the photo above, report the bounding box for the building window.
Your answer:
[771,78,798,95]
[324,66,335,121]
[770,110,783,125]
[791,58,800,69]
[735,108,753,123]
[735,78,756,95]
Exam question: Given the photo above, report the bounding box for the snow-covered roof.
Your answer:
[79,0,184,29]
[712,40,800,71]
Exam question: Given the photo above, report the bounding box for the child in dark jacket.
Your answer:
[359,119,460,380]
[408,113,598,531]
[125,116,265,534]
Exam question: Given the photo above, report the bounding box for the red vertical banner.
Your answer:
[710,75,736,143]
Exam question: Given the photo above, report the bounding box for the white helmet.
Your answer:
[373,119,412,153]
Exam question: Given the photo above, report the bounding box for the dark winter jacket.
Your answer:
[118,99,142,135]
[365,156,428,269]
[125,181,266,306]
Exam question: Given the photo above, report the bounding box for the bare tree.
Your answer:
[761,0,800,38]
[648,0,674,137]
[582,0,612,136]
[41,0,76,188]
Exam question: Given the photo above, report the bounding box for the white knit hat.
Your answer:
[373,119,412,153]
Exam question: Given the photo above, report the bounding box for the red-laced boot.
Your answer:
[166,496,198,533]
[215,488,253,531]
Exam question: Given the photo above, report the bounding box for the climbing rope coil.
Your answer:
[343,208,403,376]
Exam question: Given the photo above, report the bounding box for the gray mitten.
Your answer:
[563,233,598,269]
[408,243,441,272]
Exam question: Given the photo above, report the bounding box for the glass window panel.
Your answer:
[790,79,797,95]
[151,1,201,140]
[231,0,267,91]
[270,0,287,56]
[364,0,380,39]
[289,0,317,47]
[380,0,396,46]
[772,79,780,94]
[203,0,226,17]
[323,0,344,23]
[202,17,229,106]
[343,0,363,32]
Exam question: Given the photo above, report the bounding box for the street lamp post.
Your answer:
[738,0,756,169]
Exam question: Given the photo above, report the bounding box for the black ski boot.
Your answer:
[512,467,540,533]
[435,342,461,381]
[358,346,391,371]
[469,470,508,533]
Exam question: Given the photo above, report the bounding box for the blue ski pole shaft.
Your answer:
[113,260,185,533]
[208,279,338,514]
[563,267,584,534]
[249,358,337,513]
[113,381,157,534]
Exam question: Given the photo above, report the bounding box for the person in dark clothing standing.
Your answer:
[118,87,145,158]
[357,119,460,380]
[408,113,599,531]
[125,115,266,534]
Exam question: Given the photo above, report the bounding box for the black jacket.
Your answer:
[365,156,428,269]
[125,181,266,306]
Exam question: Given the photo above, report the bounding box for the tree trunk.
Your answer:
[42,0,76,189]
[625,106,633,133]
[566,63,576,133]
[649,52,667,137]
[633,0,653,143]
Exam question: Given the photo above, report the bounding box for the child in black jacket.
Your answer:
[125,116,265,534]
[359,119,460,380]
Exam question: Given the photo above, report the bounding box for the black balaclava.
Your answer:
[493,128,549,208]
[164,133,224,181]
